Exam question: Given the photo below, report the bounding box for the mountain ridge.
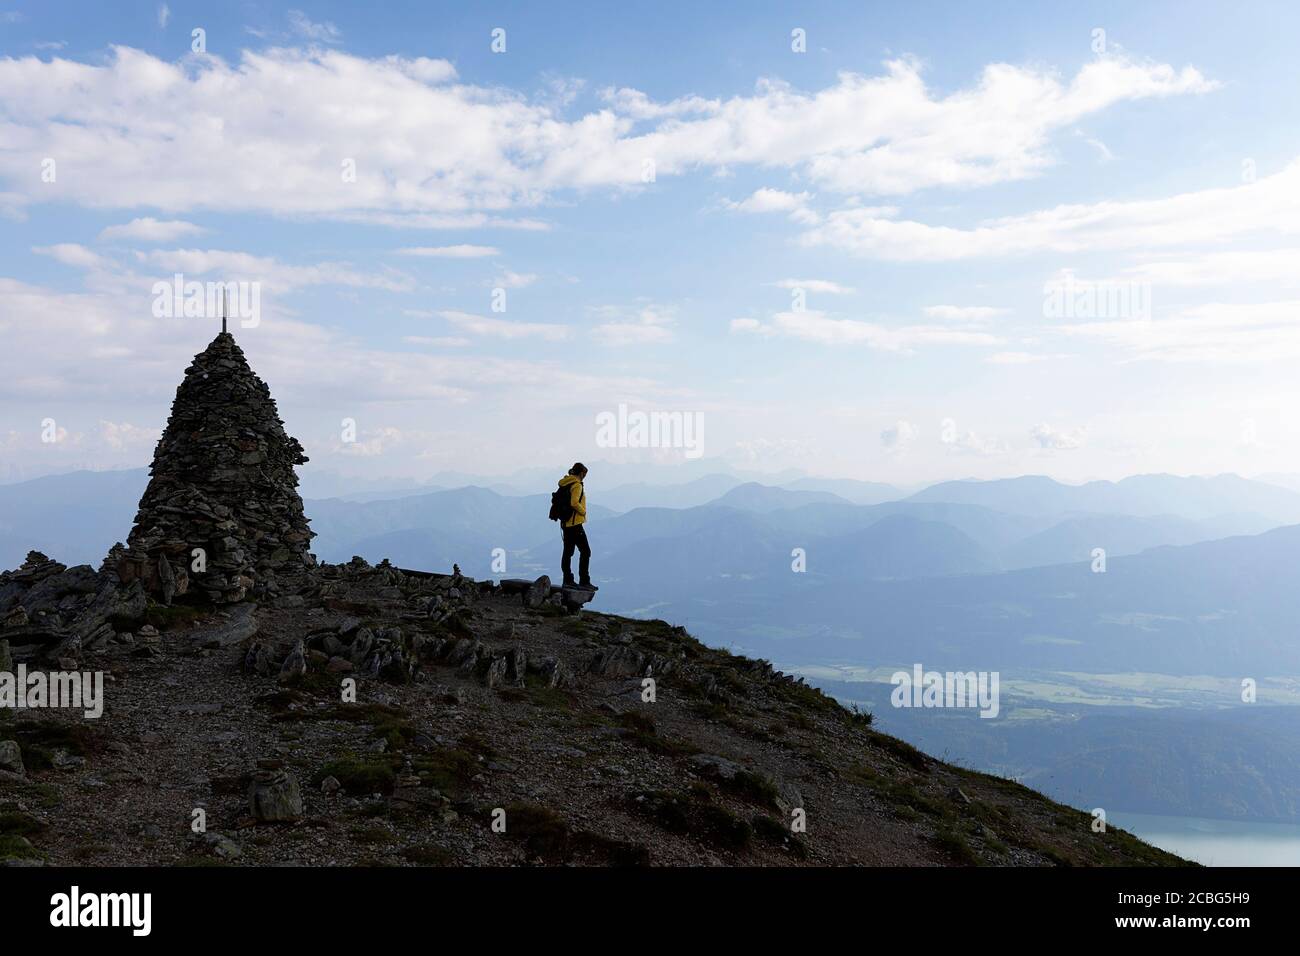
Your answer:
[0,550,1184,866]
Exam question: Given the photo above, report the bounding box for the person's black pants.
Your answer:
[561,524,591,583]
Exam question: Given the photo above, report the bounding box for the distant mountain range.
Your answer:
[0,468,147,569]
[7,466,1300,823]
[6,468,1299,593]
[608,522,1300,676]
[907,473,1300,523]
[306,485,619,574]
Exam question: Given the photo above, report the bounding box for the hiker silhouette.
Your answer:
[551,462,597,591]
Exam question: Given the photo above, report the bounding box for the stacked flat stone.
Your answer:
[119,332,317,604]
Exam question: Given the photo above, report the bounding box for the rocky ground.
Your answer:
[0,557,1187,867]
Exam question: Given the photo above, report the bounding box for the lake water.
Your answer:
[1110,811,1300,866]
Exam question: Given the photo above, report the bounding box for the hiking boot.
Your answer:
[578,580,599,591]
[562,577,578,589]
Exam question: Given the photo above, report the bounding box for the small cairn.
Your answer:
[118,331,317,604]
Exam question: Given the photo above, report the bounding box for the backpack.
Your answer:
[549,484,575,523]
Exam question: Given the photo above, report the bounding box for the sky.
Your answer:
[3,1,1300,488]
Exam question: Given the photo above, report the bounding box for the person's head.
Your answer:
[569,462,588,479]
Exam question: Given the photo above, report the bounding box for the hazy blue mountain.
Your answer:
[810,515,1001,579]
[306,485,618,569]
[909,473,1300,523]
[560,505,738,556]
[1193,511,1280,539]
[748,500,1052,558]
[6,467,1288,598]
[782,476,905,505]
[339,527,501,577]
[998,512,1258,570]
[1,465,1254,585]
[296,470,442,501]
[611,493,1051,562]
[321,485,452,504]
[0,468,147,569]
[1254,473,1300,494]
[600,509,791,596]
[637,524,1300,677]
[704,481,854,512]
[596,473,744,512]
[848,501,1053,552]
[424,458,805,496]
[594,511,999,616]
[531,499,1018,586]
[907,475,1085,516]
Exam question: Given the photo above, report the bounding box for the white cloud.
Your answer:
[801,160,1300,262]
[939,419,1008,456]
[334,426,403,457]
[743,309,1000,350]
[1077,129,1114,162]
[157,4,170,28]
[985,350,1066,364]
[0,277,656,414]
[33,243,111,271]
[729,436,819,464]
[881,419,919,451]
[397,245,499,258]
[436,309,568,341]
[536,74,587,110]
[594,323,675,346]
[923,305,1008,321]
[0,47,1213,226]
[0,418,165,465]
[771,278,855,294]
[287,10,341,44]
[723,188,817,223]
[592,303,677,346]
[601,86,719,120]
[1122,248,1300,286]
[671,56,1212,196]
[99,217,206,242]
[494,270,537,289]
[133,248,414,293]
[1031,423,1087,450]
[100,420,162,451]
[403,335,472,348]
[1058,299,1300,363]
[730,317,766,335]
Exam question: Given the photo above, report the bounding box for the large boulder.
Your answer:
[587,645,649,678]
[278,640,307,684]
[523,575,551,609]
[0,740,24,776]
[248,768,303,822]
[188,603,258,648]
[688,754,745,782]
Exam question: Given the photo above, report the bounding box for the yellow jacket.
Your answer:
[558,474,586,528]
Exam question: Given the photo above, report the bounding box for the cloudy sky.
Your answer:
[2,1,1299,486]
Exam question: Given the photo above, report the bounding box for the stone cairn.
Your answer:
[118,331,317,604]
